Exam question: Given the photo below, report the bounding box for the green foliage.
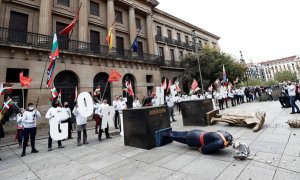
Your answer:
[180,47,247,90]
[265,79,278,86]
[246,78,264,87]
[274,70,297,82]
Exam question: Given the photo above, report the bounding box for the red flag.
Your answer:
[167,80,172,93]
[128,81,134,96]
[191,79,198,90]
[59,3,82,35]
[108,70,122,82]
[161,78,167,89]
[19,72,32,87]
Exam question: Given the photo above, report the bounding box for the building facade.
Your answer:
[0,0,220,112]
[245,63,265,80]
[260,56,300,81]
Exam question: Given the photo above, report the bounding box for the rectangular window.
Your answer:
[185,35,189,43]
[90,1,99,16]
[170,49,175,61]
[56,22,69,50]
[177,33,181,42]
[8,11,28,43]
[136,18,142,30]
[57,0,70,7]
[6,68,29,83]
[179,51,183,59]
[167,30,172,39]
[115,10,123,24]
[159,47,164,60]
[90,30,100,53]
[146,75,153,83]
[156,26,161,36]
[116,36,124,55]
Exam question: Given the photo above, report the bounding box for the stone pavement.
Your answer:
[1,101,300,180]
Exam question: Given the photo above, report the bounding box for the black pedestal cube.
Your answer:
[181,99,214,126]
[123,105,171,150]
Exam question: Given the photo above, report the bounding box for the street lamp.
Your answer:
[192,30,204,92]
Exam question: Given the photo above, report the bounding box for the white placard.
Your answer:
[49,111,69,141]
[156,86,165,105]
[77,92,93,117]
[101,106,115,129]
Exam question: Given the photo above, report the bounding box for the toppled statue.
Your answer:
[208,110,266,132]
[155,128,250,160]
[287,120,300,128]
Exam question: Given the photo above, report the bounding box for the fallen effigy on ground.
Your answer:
[207,110,266,132]
[287,120,300,128]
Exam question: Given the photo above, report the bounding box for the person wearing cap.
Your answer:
[21,103,41,157]
[62,101,72,139]
[45,99,65,151]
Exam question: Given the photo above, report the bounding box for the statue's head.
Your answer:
[217,130,233,146]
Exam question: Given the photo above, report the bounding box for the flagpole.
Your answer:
[129,25,143,52]
[22,87,25,108]
[101,81,109,102]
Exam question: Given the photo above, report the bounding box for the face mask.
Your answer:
[29,106,34,111]
[53,104,58,108]
[64,105,68,108]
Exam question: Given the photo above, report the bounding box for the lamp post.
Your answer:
[192,30,204,91]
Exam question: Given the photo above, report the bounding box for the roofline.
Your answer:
[260,55,297,64]
[153,8,220,40]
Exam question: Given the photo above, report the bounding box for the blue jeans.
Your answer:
[289,96,299,113]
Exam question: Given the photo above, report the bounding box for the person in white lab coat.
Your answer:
[73,104,88,146]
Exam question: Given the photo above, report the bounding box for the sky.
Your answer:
[157,0,300,63]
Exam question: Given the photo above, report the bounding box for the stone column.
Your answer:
[79,0,88,42]
[129,7,136,46]
[38,0,53,35]
[146,13,155,55]
[107,0,116,48]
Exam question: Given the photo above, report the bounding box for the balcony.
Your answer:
[0,27,162,65]
[155,34,194,50]
[159,59,184,69]
[155,35,167,44]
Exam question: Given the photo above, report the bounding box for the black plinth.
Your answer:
[181,99,214,126]
[123,106,171,150]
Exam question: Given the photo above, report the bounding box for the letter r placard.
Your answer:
[101,106,115,129]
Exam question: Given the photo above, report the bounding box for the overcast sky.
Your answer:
[157,0,300,63]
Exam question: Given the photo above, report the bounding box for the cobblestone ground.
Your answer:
[1,101,300,180]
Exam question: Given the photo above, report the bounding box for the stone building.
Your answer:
[260,56,300,81]
[0,0,220,113]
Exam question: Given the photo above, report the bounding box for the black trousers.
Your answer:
[48,131,62,148]
[114,110,120,128]
[22,127,37,153]
[98,118,110,140]
[230,97,236,106]
[218,99,224,109]
[68,118,72,138]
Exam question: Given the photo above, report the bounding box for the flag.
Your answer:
[131,37,138,52]
[47,33,60,88]
[49,86,58,102]
[94,85,101,96]
[191,79,198,91]
[59,3,82,35]
[222,65,227,83]
[0,97,14,114]
[233,77,239,84]
[57,89,62,107]
[0,83,13,95]
[74,86,78,102]
[108,70,122,82]
[106,18,116,49]
[124,81,134,96]
[19,72,32,87]
[161,78,167,89]
[167,80,172,93]
[175,80,181,92]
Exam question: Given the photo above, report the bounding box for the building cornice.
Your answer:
[153,8,220,40]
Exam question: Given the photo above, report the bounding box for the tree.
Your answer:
[274,70,297,82]
[180,47,247,91]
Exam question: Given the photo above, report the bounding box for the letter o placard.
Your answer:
[77,92,93,117]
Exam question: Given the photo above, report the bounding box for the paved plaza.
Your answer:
[1,101,300,180]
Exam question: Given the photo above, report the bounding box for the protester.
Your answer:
[166,94,176,122]
[45,99,65,151]
[93,97,101,134]
[0,111,9,161]
[113,95,120,129]
[267,87,273,101]
[62,102,72,139]
[133,97,141,108]
[21,103,41,157]
[216,91,224,110]
[97,99,112,141]
[286,81,300,114]
[73,104,88,146]
[16,108,25,148]
[151,94,160,107]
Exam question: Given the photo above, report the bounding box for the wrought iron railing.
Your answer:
[0,27,164,65]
